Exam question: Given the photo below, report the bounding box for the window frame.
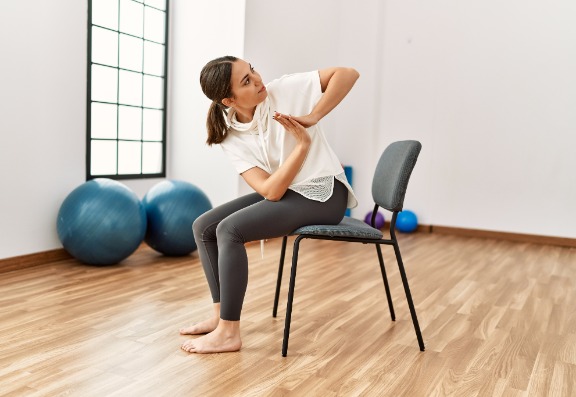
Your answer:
[86,0,169,181]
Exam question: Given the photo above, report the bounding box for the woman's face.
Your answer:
[227,59,267,109]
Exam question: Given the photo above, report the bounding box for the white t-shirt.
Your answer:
[220,71,358,209]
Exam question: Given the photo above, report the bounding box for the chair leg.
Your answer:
[282,235,303,357]
[375,244,396,321]
[273,236,288,317]
[393,242,425,351]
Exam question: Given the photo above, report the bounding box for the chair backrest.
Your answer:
[371,140,422,212]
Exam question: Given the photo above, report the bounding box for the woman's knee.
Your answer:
[215,218,244,244]
[193,211,215,240]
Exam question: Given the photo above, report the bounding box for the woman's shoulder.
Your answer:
[267,71,322,108]
[268,70,318,89]
[221,129,247,145]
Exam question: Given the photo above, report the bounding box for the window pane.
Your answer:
[143,41,164,76]
[145,0,166,11]
[120,0,144,37]
[91,140,117,175]
[88,0,167,179]
[142,109,163,141]
[144,7,165,43]
[118,106,142,140]
[92,0,118,30]
[92,27,118,67]
[118,141,142,174]
[143,75,163,108]
[119,70,142,106]
[119,34,143,72]
[142,142,162,173]
[91,65,118,103]
[91,103,117,139]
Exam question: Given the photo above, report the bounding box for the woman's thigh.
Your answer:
[218,181,348,243]
[193,192,264,239]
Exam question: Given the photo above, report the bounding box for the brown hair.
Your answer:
[199,55,238,145]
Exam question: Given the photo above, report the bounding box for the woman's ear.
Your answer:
[222,98,233,108]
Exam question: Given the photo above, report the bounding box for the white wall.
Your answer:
[0,1,88,259]
[245,0,576,238]
[378,0,576,237]
[0,0,245,260]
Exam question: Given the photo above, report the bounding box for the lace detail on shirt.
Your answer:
[289,172,354,204]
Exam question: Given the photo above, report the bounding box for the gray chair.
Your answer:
[273,140,425,356]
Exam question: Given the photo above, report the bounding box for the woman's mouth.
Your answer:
[259,86,266,93]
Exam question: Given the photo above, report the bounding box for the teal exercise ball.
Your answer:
[143,180,212,256]
[57,179,147,265]
[396,210,418,233]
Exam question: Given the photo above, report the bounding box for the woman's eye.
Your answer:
[244,66,255,85]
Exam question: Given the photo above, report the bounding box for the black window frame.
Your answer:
[86,0,169,181]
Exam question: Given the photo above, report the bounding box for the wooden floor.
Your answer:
[1,232,575,396]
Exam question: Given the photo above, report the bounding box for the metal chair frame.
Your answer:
[273,141,426,357]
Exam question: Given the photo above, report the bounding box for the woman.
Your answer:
[180,55,359,353]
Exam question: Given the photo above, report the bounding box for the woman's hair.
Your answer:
[199,55,238,145]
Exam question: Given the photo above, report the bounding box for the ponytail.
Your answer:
[206,101,228,145]
[199,55,238,146]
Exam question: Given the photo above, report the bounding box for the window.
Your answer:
[87,0,169,180]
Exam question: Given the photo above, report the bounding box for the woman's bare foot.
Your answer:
[179,303,221,335]
[181,320,242,354]
[179,316,219,335]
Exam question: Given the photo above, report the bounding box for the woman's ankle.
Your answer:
[216,319,240,335]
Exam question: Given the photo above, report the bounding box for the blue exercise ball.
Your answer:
[364,211,385,229]
[396,210,418,233]
[143,180,212,256]
[57,178,147,265]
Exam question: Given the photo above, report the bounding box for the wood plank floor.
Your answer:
[1,232,575,396]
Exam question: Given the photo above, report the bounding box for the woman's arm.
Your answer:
[241,114,311,201]
[242,68,358,200]
[286,67,360,128]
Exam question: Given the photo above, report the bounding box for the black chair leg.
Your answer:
[392,242,425,351]
[375,244,396,321]
[282,235,303,357]
[273,236,288,317]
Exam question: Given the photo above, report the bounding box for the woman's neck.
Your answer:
[234,106,257,123]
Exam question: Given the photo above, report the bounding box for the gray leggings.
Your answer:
[192,180,348,320]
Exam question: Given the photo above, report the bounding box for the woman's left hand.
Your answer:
[273,112,311,146]
[274,112,319,128]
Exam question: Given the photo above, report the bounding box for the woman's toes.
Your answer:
[179,327,192,335]
[181,341,195,352]
[179,318,219,335]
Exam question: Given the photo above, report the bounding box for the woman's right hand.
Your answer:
[273,112,311,147]
[242,112,312,201]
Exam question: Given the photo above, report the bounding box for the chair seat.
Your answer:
[291,216,383,239]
